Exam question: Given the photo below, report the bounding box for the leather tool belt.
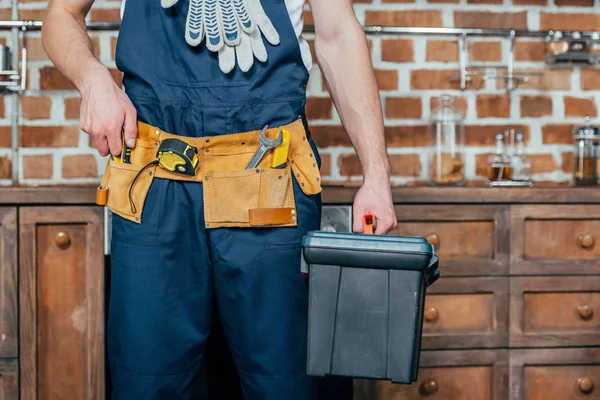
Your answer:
[96,119,322,228]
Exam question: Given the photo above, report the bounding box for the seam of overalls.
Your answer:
[127,94,307,108]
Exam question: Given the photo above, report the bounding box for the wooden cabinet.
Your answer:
[0,208,17,400]
[510,348,600,400]
[18,206,104,400]
[355,350,509,400]
[422,277,508,349]
[394,205,509,276]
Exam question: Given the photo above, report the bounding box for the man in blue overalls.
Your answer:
[43,0,396,399]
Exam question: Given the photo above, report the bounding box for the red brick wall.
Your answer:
[3,0,600,186]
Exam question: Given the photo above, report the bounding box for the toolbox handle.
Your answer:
[363,214,375,234]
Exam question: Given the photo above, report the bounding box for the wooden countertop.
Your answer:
[3,185,600,205]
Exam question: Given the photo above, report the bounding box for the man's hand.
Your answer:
[43,0,137,157]
[79,66,137,157]
[352,179,397,235]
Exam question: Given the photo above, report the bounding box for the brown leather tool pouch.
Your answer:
[96,119,322,227]
[96,159,157,223]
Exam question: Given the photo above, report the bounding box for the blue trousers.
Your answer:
[108,174,321,399]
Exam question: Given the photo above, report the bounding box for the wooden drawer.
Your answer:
[393,205,509,276]
[511,205,600,275]
[510,348,600,400]
[0,360,17,400]
[422,277,508,349]
[510,277,600,347]
[354,350,508,400]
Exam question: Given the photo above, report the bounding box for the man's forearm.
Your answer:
[42,3,109,93]
[316,21,390,182]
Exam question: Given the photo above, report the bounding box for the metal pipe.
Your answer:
[0,20,595,38]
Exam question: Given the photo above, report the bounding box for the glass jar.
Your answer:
[428,94,465,186]
[546,31,569,56]
[573,117,600,186]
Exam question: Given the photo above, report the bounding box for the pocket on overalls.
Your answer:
[98,159,157,223]
[203,166,295,227]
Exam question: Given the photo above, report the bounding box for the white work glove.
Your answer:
[161,0,280,73]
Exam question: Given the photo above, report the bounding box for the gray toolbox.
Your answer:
[301,229,439,384]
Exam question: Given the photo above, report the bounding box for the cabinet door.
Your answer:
[0,208,17,359]
[355,350,509,400]
[511,205,600,275]
[20,207,104,400]
[423,277,508,349]
[393,205,509,276]
[510,276,600,348]
[510,348,600,400]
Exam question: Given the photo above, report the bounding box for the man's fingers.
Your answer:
[123,106,138,148]
[94,136,110,157]
[352,208,366,233]
[107,126,122,157]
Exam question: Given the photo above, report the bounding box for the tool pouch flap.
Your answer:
[288,127,322,196]
[100,159,157,223]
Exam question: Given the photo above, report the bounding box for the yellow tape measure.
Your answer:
[156,138,199,176]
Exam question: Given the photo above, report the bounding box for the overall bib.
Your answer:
[109,1,322,399]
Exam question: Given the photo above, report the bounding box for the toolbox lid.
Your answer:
[302,231,439,278]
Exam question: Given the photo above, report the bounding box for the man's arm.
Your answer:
[43,0,137,156]
[306,0,396,234]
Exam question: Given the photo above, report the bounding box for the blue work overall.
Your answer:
[109,1,322,399]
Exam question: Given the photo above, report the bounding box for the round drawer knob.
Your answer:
[425,233,439,249]
[578,304,594,320]
[578,377,594,394]
[424,307,439,323]
[578,234,595,250]
[55,232,71,249]
[420,380,439,396]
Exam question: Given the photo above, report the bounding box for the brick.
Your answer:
[310,125,351,147]
[540,13,600,31]
[565,97,597,118]
[520,96,553,118]
[21,97,52,120]
[24,38,48,61]
[375,69,398,91]
[514,40,546,62]
[381,39,414,63]
[561,152,574,174]
[0,126,10,147]
[319,153,331,176]
[514,0,547,4]
[339,154,362,177]
[111,37,118,61]
[0,9,11,20]
[385,97,422,119]
[109,68,123,88]
[431,96,467,118]
[90,8,121,22]
[39,67,75,90]
[467,0,502,3]
[303,11,313,26]
[465,125,530,146]
[581,70,600,91]
[0,155,10,179]
[530,154,558,174]
[306,97,333,120]
[62,155,98,178]
[426,40,458,63]
[389,154,421,177]
[64,97,82,120]
[19,126,80,148]
[469,41,502,62]
[454,11,528,29]
[22,155,53,179]
[542,124,574,145]
[475,154,491,177]
[365,10,442,27]
[499,68,571,91]
[18,9,47,20]
[0,97,6,119]
[427,0,459,3]
[555,0,594,6]
[411,70,461,90]
[476,95,511,118]
[385,126,429,147]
